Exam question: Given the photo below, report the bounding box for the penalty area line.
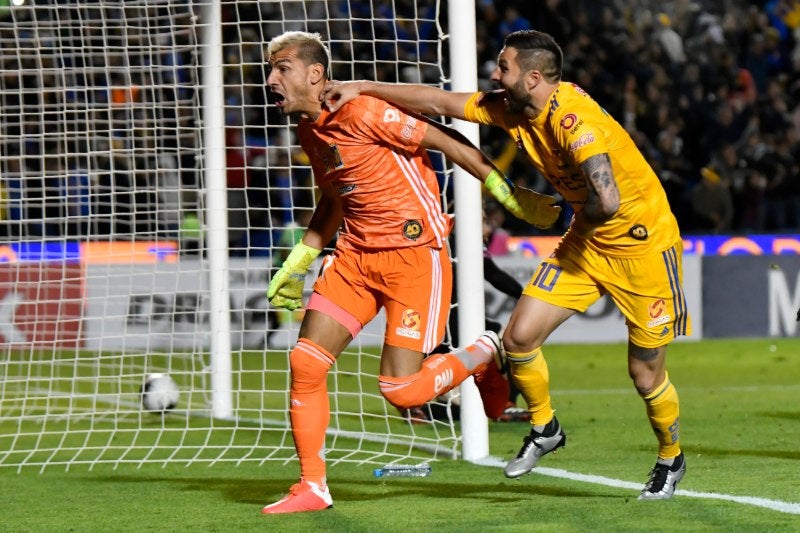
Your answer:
[474,457,800,516]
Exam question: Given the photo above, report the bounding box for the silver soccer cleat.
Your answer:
[504,417,566,478]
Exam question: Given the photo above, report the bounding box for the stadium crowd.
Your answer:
[1,1,799,245]
[469,0,800,237]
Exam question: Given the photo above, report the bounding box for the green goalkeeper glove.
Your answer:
[267,241,321,311]
[485,170,561,229]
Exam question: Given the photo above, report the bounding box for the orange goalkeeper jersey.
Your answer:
[464,82,680,257]
[297,95,452,251]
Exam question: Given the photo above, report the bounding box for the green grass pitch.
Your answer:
[1,338,799,532]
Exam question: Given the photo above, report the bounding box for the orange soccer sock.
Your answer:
[379,352,472,410]
[289,338,335,486]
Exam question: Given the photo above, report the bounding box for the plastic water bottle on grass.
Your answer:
[373,462,432,477]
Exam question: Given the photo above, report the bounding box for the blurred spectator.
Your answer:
[655,13,686,66]
[226,127,253,251]
[498,6,532,39]
[690,167,734,234]
[483,201,511,257]
[708,143,750,229]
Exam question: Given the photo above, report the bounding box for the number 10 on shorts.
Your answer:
[532,262,561,292]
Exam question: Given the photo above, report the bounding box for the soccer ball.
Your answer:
[141,373,180,413]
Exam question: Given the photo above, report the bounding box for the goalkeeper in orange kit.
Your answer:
[261,31,560,515]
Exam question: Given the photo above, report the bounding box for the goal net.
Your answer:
[0,0,478,471]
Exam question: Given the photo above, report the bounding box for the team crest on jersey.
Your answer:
[628,224,648,240]
[396,308,422,339]
[402,219,423,240]
[647,298,672,328]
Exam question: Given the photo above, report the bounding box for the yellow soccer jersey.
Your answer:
[464,83,680,256]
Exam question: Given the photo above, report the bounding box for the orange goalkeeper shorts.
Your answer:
[312,245,452,354]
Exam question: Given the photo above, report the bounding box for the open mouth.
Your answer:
[268,89,285,107]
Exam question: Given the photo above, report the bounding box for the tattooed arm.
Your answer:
[572,153,620,238]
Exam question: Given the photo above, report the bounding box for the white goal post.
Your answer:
[0,0,488,471]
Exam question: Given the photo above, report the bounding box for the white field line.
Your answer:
[475,456,800,516]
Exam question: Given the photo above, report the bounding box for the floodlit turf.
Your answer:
[1,338,799,532]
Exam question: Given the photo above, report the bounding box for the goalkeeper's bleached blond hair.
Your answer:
[267,31,332,79]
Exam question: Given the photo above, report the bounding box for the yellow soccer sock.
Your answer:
[507,347,553,427]
[641,372,681,459]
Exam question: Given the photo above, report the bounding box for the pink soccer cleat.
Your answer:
[261,479,333,514]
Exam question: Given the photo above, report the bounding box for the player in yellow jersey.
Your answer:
[324,29,690,500]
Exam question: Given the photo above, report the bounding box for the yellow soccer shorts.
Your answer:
[522,238,691,348]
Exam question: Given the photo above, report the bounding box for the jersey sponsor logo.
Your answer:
[560,113,578,129]
[647,298,671,328]
[568,132,595,153]
[647,315,672,328]
[338,184,356,195]
[629,224,648,240]
[383,108,400,122]
[402,219,423,240]
[401,308,421,330]
[401,115,417,139]
[396,308,422,339]
[433,368,454,393]
[395,326,421,340]
[649,298,666,318]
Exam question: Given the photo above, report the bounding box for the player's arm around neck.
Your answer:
[324,80,472,119]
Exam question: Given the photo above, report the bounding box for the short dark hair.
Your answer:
[504,30,562,82]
